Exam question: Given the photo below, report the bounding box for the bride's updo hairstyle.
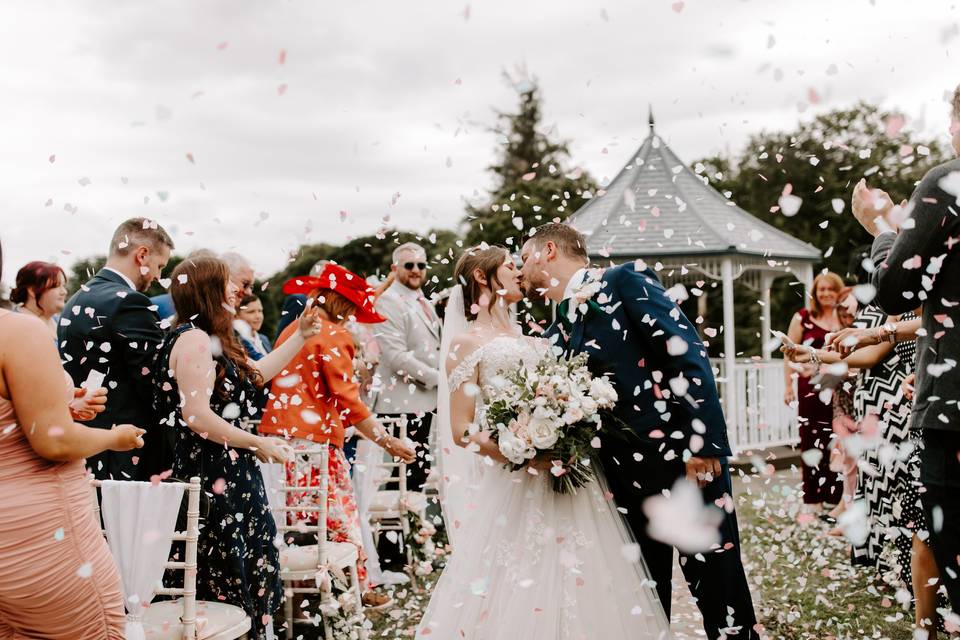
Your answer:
[453,245,510,322]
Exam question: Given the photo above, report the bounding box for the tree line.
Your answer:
[62,87,948,352]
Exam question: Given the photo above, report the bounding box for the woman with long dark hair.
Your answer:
[154,256,323,638]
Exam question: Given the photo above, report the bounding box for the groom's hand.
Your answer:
[686,456,721,488]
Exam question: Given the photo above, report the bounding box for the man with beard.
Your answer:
[59,217,173,480]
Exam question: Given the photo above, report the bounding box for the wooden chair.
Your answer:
[91,477,251,640]
[268,443,367,640]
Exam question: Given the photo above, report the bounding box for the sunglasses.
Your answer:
[403,262,427,271]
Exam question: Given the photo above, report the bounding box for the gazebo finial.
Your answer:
[648,104,655,132]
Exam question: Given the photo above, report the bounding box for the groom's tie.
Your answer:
[556,298,573,331]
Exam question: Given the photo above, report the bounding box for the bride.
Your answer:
[419,245,670,640]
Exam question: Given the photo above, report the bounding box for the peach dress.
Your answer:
[0,310,124,639]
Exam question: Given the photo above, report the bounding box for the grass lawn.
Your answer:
[738,468,915,640]
[314,468,924,639]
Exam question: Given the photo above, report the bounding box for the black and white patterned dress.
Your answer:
[850,307,917,583]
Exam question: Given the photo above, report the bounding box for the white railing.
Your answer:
[711,358,798,455]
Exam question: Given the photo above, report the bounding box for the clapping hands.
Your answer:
[851,179,905,237]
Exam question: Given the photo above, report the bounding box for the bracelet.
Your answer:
[809,349,821,365]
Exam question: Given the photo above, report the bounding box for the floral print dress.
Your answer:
[154,324,282,638]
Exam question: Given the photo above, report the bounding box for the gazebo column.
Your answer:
[800,263,815,309]
[720,257,738,431]
[760,273,775,361]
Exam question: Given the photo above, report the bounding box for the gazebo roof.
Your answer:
[568,116,821,263]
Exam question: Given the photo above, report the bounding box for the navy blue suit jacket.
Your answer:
[548,263,731,458]
[59,269,166,479]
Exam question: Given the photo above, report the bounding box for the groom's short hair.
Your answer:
[527,223,588,262]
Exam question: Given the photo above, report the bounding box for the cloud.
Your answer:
[0,0,957,281]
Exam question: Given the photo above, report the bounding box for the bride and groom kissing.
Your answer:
[417,223,759,639]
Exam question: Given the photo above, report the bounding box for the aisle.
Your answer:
[670,557,707,638]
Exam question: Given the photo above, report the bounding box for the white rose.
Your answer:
[498,428,536,464]
[528,415,560,449]
[581,396,598,414]
[562,406,585,425]
[589,378,618,406]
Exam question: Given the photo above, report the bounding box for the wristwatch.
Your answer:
[878,323,897,344]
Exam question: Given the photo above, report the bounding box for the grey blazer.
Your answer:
[371,284,441,415]
[870,157,960,433]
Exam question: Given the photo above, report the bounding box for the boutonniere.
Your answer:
[570,269,607,319]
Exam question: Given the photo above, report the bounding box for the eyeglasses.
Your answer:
[403,262,427,271]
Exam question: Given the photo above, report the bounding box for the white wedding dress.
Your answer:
[417,333,670,639]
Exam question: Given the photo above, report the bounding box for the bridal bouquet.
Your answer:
[483,351,619,494]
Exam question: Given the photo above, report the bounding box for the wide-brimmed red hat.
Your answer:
[282,263,386,324]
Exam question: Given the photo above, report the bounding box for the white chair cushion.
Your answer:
[280,542,358,572]
[142,600,250,640]
[367,490,428,514]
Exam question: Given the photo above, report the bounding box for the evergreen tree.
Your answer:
[463,78,598,251]
[693,102,947,355]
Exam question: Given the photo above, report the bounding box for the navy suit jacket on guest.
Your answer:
[548,262,731,459]
[58,269,167,480]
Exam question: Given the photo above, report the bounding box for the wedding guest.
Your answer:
[788,308,919,553]
[374,243,440,492]
[824,289,859,528]
[902,372,945,637]
[260,264,416,610]
[59,217,173,480]
[782,271,845,513]
[235,294,272,361]
[154,256,323,638]
[0,238,145,639]
[822,313,939,633]
[10,261,67,337]
[221,251,255,298]
[849,83,960,615]
[373,244,440,568]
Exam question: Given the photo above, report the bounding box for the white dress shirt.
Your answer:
[103,267,136,291]
[561,267,588,303]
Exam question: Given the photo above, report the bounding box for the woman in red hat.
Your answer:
[261,263,416,610]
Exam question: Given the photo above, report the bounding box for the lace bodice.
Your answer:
[448,335,547,401]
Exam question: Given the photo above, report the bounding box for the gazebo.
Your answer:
[567,112,821,452]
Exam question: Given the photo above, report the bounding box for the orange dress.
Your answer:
[0,310,125,639]
[261,318,375,588]
[260,318,372,446]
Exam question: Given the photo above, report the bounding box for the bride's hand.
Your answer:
[529,452,555,471]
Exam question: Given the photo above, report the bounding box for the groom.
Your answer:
[519,223,758,640]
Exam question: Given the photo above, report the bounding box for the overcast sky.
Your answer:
[1,0,958,283]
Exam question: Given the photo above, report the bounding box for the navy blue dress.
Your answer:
[154,324,281,638]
